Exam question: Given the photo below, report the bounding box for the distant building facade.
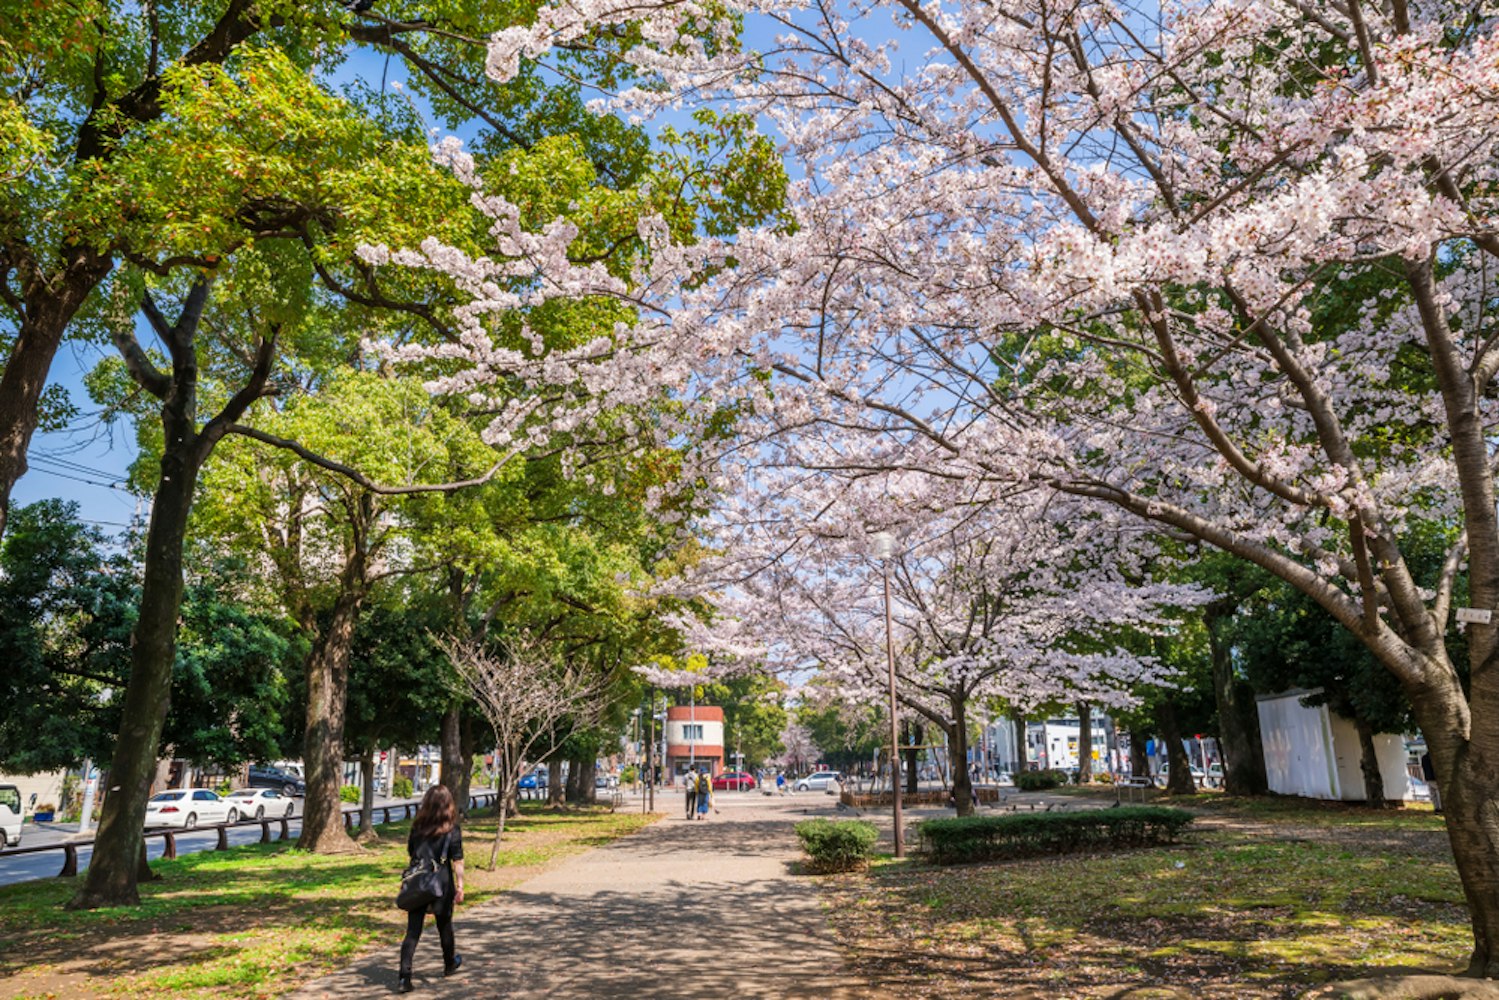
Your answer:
[664,705,724,781]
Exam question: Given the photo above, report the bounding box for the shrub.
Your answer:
[1015,769,1066,791]
[918,806,1194,865]
[392,775,414,799]
[339,784,361,804]
[795,818,879,872]
[1093,772,1115,785]
[621,765,639,785]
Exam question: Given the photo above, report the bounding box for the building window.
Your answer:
[683,724,704,741]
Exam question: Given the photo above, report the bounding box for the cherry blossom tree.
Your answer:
[675,483,1203,814]
[368,0,1499,974]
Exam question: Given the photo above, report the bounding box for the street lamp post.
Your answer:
[872,531,904,858]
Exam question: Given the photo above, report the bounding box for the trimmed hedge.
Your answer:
[795,818,879,871]
[918,806,1193,865]
[1015,769,1068,791]
[392,775,414,799]
[339,784,361,803]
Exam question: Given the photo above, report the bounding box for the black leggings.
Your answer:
[399,903,455,974]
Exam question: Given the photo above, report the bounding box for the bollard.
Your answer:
[60,843,78,877]
[216,826,230,851]
[260,821,272,844]
[163,832,178,860]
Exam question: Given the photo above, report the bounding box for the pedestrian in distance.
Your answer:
[696,769,713,819]
[685,772,698,820]
[776,772,787,796]
[1421,750,1443,814]
[397,785,465,993]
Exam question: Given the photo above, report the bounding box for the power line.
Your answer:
[26,461,133,493]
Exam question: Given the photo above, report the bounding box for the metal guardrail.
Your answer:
[0,791,499,879]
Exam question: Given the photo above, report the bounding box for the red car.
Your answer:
[711,771,757,791]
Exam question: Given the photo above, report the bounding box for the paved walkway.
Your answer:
[289,794,870,999]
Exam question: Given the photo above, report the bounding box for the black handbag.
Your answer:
[396,833,450,911]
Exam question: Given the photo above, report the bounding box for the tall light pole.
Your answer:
[872,531,904,858]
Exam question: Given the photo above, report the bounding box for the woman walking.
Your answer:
[695,770,713,820]
[397,785,465,992]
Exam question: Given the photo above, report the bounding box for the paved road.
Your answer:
[290,792,872,1000]
[0,797,420,887]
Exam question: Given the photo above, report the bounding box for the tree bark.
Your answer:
[0,249,112,543]
[1014,712,1027,772]
[439,705,463,805]
[546,759,565,806]
[296,550,366,854]
[565,754,589,804]
[1076,702,1093,782]
[1205,603,1269,796]
[948,697,974,817]
[358,749,377,838]
[1129,727,1150,778]
[902,719,923,793]
[1156,699,1197,795]
[1352,716,1389,808]
[458,712,475,811]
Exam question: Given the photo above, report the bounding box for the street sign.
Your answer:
[1457,607,1493,625]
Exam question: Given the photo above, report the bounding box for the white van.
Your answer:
[0,784,21,847]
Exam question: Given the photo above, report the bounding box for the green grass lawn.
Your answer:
[0,804,657,1000]
[823,798,1467,999]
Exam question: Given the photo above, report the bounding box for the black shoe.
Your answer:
[444,954,463,977]
[397,974,413,993]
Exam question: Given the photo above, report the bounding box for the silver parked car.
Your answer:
[794,771,842,792]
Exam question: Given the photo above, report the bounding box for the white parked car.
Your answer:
[144,789,238,829]
[223,787,295,821]
[795,771,842,792]
[0,783,21,847]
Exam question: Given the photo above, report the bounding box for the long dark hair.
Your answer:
[412,784,457,838]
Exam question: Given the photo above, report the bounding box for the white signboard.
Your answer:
[1457,607,1493,625]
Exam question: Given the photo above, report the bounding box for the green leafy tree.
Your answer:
[0,500,132,773]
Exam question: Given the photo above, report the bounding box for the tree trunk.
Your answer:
[948,697,974,817]
[546,759,565,806]
[296,568,365,854]
[1129,727,1150,778]
[68,395,202,909]
[358,749,377,838]
[1206,605,1269,796]
[581,756,597,804]
[458,712,475,811]
[439,705,463,805]
[1156,699,1197,795]
[1398,672,1499,977]
[0,252,111,542]
[1076,702,1093,783]
[902,719,922,793]
[565,754,588,804]
[1013,712,1027,772]
[1353,716,1389,808]
[489,771,519,869]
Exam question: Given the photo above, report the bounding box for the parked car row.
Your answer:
[144,786,298,829]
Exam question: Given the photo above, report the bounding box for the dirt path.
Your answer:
[288,794,869,999]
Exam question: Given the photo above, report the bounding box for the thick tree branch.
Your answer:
[226,424,520,496]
